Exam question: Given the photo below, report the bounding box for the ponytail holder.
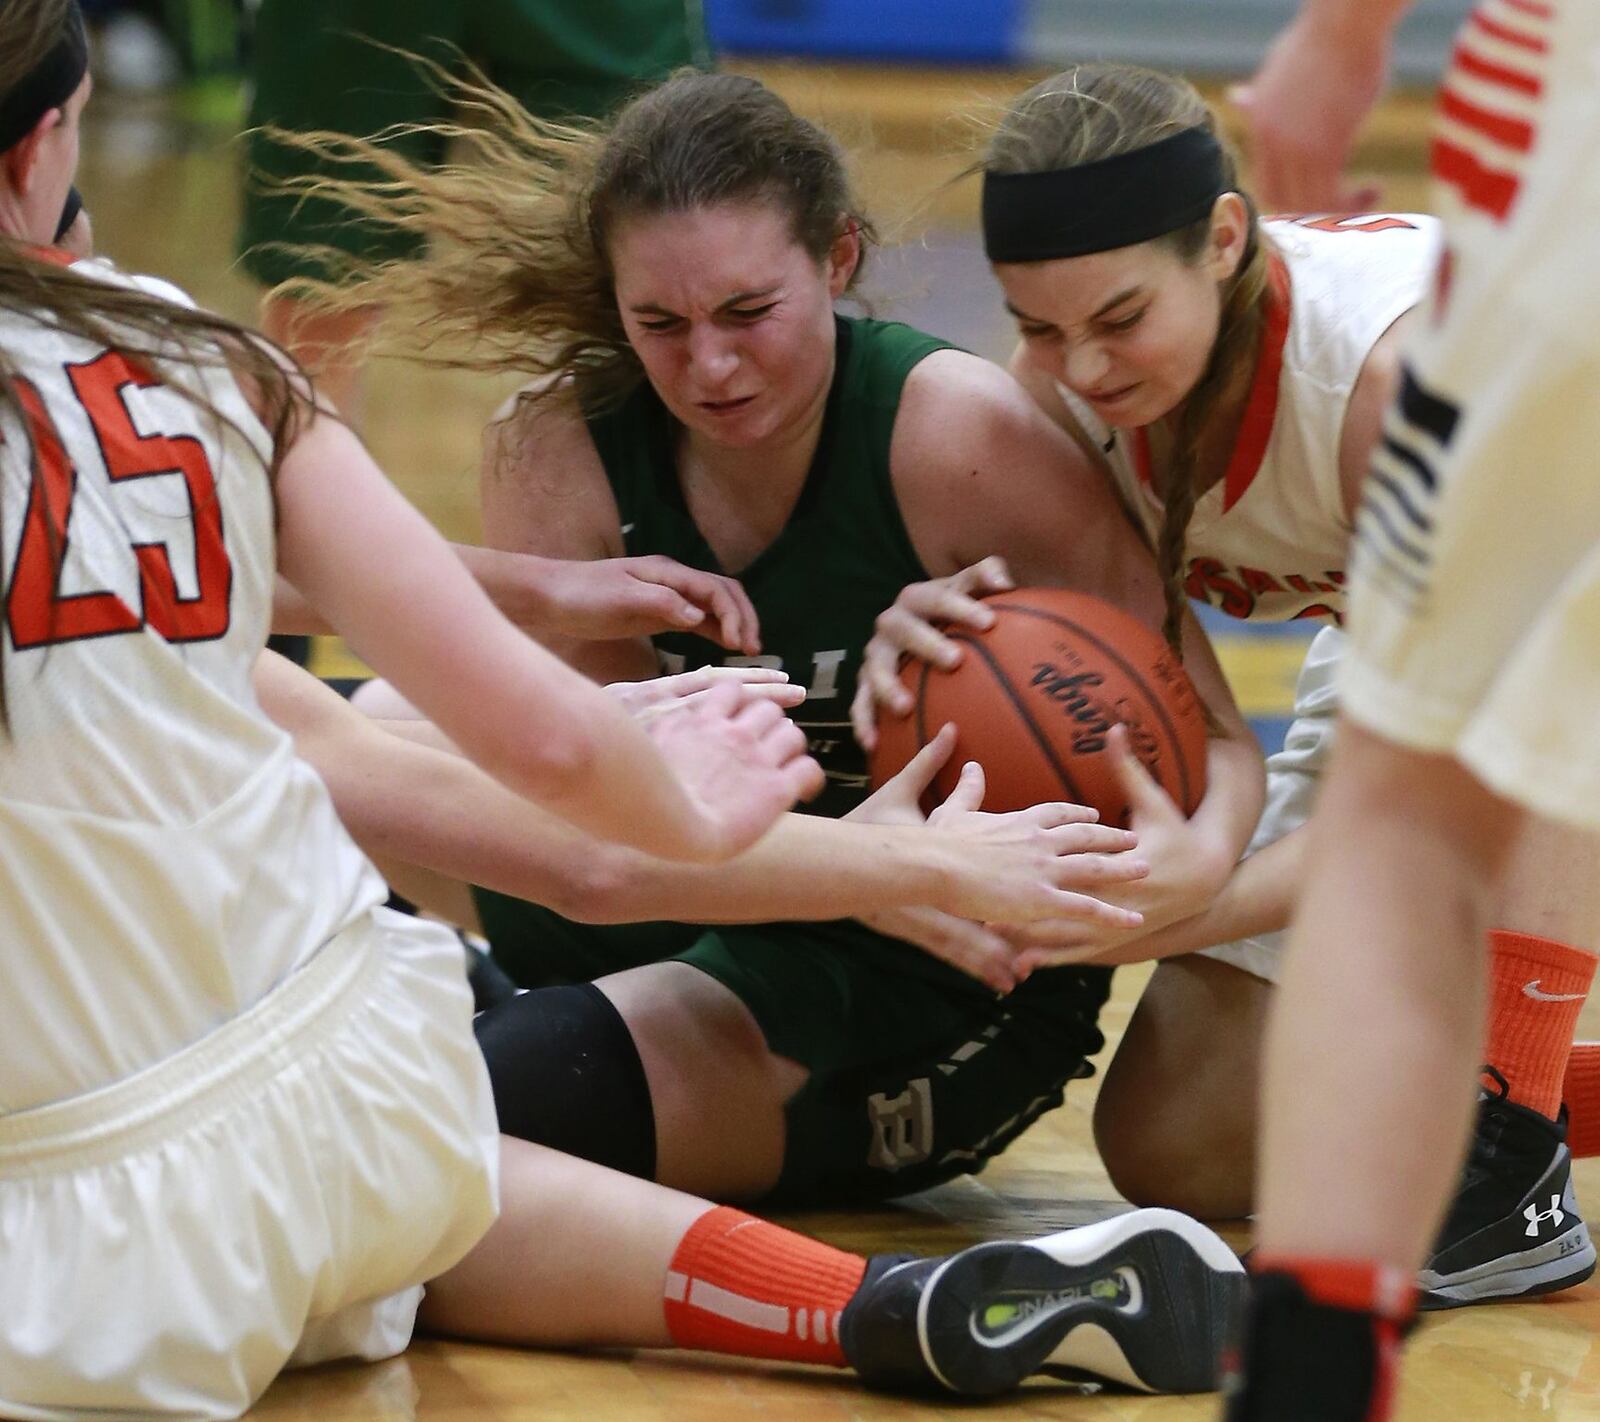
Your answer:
[982,127,1226,263]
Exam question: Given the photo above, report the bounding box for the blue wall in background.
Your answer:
[704,0,1025,65]
[707,0,1476,79]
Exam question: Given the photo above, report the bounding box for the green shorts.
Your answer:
[472,889,1112,1206]
[239,0,709,285]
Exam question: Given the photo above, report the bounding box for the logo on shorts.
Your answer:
[866,1078,934,1172]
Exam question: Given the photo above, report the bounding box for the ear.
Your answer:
[0,110,59,200]
[1202,192,1252,284]
[825,219,862,298]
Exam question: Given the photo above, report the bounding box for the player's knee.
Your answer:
[1093,1060,1253,1219]
[474,982,658,1180]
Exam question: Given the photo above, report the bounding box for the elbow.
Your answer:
[501,723,602,808]
[545,848,640,924]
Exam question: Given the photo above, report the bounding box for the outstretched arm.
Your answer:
[273,542,760,653]
[1230,0,1416,212]
[256,655,1148,990]
[272,399,815,862]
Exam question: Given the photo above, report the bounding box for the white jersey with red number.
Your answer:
[0,258,384,1114]
[1057,214,1441,624]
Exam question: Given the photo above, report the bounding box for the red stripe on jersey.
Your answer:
[1438,84,1537,152]
[1223,249,1291,512]
[1499,0,1553,20]
[1432,136,1523,220]
[1451,40,1544,97]
[1469,8,1550,52]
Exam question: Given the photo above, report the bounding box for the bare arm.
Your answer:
[1011,828,1309,969]
[273,399,813,862]
[1231,0,1417,212]
[479,388,684,682]
[255,655,1145,989]
[888,352,1265,894]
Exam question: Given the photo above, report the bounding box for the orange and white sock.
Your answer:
[1484,930,1595,1119]
[662,1206,867,1367]
[1563,1043,1600,1158]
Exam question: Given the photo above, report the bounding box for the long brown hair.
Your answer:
[260,61,877,412]
[0,0,310,723]
[984,64,1270,652]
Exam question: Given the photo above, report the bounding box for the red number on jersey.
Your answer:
[1286,215,1420,234]
[5,352,233,650]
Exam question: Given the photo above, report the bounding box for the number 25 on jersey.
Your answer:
[4,351,232,650]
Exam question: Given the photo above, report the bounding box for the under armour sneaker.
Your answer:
[838,1207,1245,1397]
[1420,1069,1596,1309]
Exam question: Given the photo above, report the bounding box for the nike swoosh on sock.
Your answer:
[1524,979,1587,1003]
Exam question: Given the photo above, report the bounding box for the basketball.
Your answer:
[869,588,1209,826]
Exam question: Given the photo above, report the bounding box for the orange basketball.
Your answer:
[869,588,1208,826]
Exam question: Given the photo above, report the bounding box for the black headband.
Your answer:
[982,127,1226,264]
[0,0,89,156]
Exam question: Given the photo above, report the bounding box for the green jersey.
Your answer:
[474,315,1115,1205]
[589,315,950,817]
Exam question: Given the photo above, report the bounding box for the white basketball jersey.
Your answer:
[1059,215,1441,623]
[0,258,385,1113]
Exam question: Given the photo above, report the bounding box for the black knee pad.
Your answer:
[473,982,657,1181]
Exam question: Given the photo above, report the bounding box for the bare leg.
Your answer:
[420,1136,707,1346]
[1493,814,1600,947]
[1255,722,1520,1265]
[1094,956,1270,1219]
[368,852,483,932]
[260,295,378,425]
[598,962,807,1200]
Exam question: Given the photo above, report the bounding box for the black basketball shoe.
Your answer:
[1420,1067,1596,1309]
[838,1207,1245,1397]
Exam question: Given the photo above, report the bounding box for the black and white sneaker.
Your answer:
[1420,1069,1596,1309]
[839,1207,1246,1397]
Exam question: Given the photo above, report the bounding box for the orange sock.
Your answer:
[1484,930,1594,1118]
[1251,1254,1417,1323]
[662,1206,868,1367]
[1563,1042,1600,1158]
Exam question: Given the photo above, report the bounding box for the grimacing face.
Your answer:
[608,200,856,449]
[995,193,1250,430]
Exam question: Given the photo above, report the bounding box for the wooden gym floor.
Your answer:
[74,62,1600,1421]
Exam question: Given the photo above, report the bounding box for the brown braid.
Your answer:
[1152,217,1270,651]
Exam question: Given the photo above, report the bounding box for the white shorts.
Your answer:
[1341,0,1600,829]
[0,909,499,1421]
[1201,627,1342,983]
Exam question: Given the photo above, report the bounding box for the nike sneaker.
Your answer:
[1420,1067,1596,1308]
[838,1207,1245,1396]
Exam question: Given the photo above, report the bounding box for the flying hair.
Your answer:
[256,56,878,413]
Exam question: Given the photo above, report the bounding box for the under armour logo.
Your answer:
[1525,1195,1566,1237]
